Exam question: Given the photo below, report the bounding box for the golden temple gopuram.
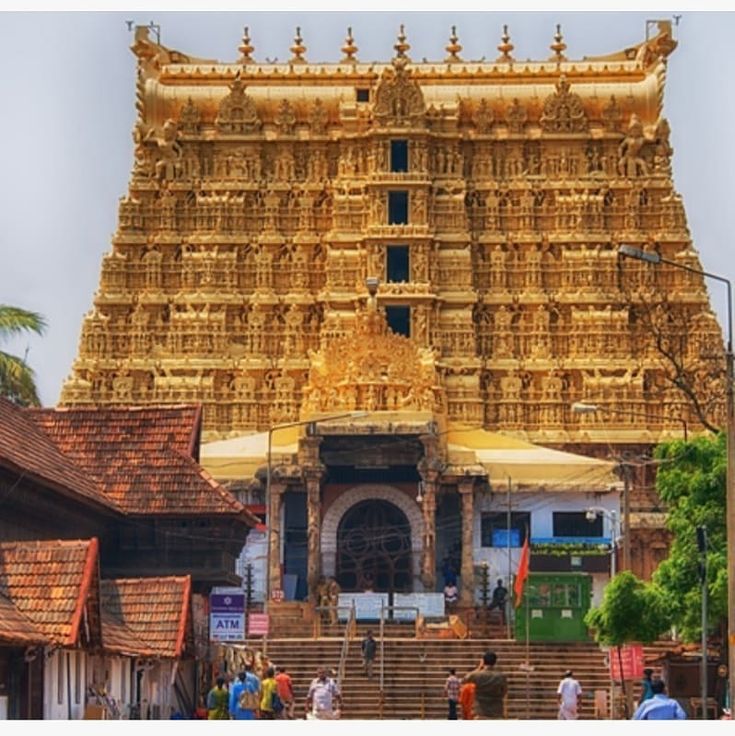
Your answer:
[63,21,725,597]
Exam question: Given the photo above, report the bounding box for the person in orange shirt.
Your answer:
[275,665,295,719]
[459,681,476,720]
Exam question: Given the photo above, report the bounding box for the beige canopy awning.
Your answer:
[201,421,621,492]
[201,426,300,480]
[446,425,621,492]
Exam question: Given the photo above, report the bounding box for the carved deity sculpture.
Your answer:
[618,114,649,177]
[147,119,183,181]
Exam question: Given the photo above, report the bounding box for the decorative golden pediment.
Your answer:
[179,97,201,135]
[301,298,444,416]
[373,65,426,128]
[540,76,588,134]
[216,76,261,134]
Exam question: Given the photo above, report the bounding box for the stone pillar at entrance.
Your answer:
[458,478,475,607]
[268,481,287,598]
[419,475,438,590]
[304,468,324,603]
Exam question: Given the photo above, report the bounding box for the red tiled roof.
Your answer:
[0,591,46,645]
[0,538,99,646]
[29,405,256,523]
[0,398,115,512]
[100,576,192,658]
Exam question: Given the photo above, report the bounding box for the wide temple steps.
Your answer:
[259,637,613,720]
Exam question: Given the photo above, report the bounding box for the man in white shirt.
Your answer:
[557,669,582,720]
[305,667,341,719]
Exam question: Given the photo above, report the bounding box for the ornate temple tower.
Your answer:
[62,21,725,592]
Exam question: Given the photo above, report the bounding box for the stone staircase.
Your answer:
[254,605,675,720]
[257,636,649,720]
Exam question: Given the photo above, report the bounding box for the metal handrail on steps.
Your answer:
[336,602,356,690]
[312,604,356,639]
[378,604,420,719]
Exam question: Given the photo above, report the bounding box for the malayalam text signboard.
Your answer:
[393,593,445,621]
[247,612,270,637]
[209,592,245,642]
[337,593,389,621]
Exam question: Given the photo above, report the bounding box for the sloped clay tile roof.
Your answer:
[0,398,113,511]
[0,591,46,645]
[0,538,99,646]
[30,405,255,522]
[100,576,191,658]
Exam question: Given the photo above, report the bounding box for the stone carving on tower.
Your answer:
[62,20,724,449]
[373,27,426,128]
[216,75,261,134]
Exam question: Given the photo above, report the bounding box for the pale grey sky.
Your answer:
[2,11,734,407]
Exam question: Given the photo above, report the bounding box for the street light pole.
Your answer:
[587,506,618,578]
[573,403,632,572]
[265,411,367,610]
[619,244,735,711]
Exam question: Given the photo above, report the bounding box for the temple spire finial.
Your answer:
[238,26,255,64]
[393,24,410,62]
[549,23,567,62]
[341,26,358,64]
[496,24,515,63]
[289,26,307,65]
[445,25,463,63]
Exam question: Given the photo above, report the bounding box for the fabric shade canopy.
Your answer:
[446,425,621,492]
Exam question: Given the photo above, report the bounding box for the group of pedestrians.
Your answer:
[442,653,692,720]
[205,663,296,720]
[444,650,508,720]
[206,663,342,720]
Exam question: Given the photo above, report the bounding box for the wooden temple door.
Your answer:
[336,499,412,593]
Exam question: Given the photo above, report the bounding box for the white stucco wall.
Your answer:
[471,489,620,598]
[43,650,87,720]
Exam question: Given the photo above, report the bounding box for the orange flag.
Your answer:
[513,535,530,608]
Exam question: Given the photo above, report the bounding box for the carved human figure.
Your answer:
[618,114,649,177]
[147,119,183,181]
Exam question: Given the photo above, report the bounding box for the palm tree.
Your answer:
[0,305,47,406]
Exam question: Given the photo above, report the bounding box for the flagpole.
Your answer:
[525,594,530,719]
[507,476,512,640]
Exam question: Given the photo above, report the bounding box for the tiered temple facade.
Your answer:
[62,21,725,602]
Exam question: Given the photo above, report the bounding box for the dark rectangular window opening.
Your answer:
[388,191,409,225]
[356,88,370,103]
[553,511,603,538]
[391,140,409,172]
[481,512,530,548]
[385,306,410,337]
[386,245,410,283]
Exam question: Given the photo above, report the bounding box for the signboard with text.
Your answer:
[393,593,445,621]
[337,593,389,621]
[608,643,644,682]
[247,612,270,636]
[209,592,245,642]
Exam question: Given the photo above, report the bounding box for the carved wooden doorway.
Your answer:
[336,499,412,593]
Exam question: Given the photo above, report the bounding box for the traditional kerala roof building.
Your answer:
[0,399,257,590]
[0,535,199,719]
[60,22,725,605]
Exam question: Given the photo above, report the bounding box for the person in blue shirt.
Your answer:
[640,668,655,703]
[632,678,686,720]
[229,664,261,720]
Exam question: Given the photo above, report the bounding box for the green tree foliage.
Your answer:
[0,305,47,406]
[585,571,671,646]
[650,433,727,642]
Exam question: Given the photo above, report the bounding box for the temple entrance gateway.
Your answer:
[336,499,412,593]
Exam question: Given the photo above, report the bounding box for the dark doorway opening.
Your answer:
[390,140,408,172]
[386,245,410,283]
[385,305,410,337]
[336,499,412,594]
[388,191,409,224]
